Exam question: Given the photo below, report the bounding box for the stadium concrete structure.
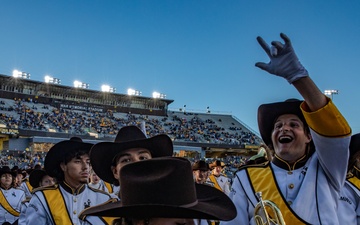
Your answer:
[0,73,261,159]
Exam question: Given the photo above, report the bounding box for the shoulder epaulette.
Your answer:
[235,161,270,173]
[87,185,112,197]
[31,184,58,194]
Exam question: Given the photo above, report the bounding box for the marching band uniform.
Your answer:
[338,176,360,224]
[0,166,26,225]
[25,182,111,225]
[19,178,33,198]
[0,186,25,224]
[208,161,231,196]
[338,133,360,224]
[221,100,351,225]
[208,173,231,196]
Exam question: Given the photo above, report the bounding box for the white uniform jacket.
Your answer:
[338,178,360,224]
[25,182,111,225]
[221,100,351,225]
[0,187,25,224]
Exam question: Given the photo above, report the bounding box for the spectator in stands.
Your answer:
[80,157,236,225]
[25,137,112,225]
[0,166,25,225]
[221,33,351,225]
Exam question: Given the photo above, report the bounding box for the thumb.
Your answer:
[255,62,269,71]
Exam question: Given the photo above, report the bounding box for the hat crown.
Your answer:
[192,160,209,171]
[120,157,197,206]
[114,126,147,143]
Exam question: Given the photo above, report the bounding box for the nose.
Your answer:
[281,124,290,132]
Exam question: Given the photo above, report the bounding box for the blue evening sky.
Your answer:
[1,1,360,135]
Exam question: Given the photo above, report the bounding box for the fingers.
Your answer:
[256,36,272,58]
[280,33,291,45]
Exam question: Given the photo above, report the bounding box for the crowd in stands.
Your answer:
[0,98,260,146]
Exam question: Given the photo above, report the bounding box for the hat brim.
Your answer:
[45,140,93,177]
[257,100,304,146]
[81,184,236,221]
[90,134,173,184]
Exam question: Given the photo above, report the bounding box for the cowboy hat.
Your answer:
[90,125,173,184]
[349,133,360,170]
[192,160,210,171]
[257,99,306,146]
[80,157,236,221]
[0,166,17,178]
[209,160,226,169]
[29,169,50,189]
[44,137,93,178]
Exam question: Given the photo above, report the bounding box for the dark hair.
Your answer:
[54,148,89,181]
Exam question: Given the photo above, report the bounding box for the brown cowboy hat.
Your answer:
[192,160,210,171]
[80,157,236,221]
[0,166,17,177]
[90,125,173,184]
[209,160,226,169]
[29,169,50,189]
[257,99,306,146]
[349,133,360,170]
[44,137,93,177]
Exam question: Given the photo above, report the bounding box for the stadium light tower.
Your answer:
[73,80,89,89]
[13,70,30,79]
[152,91,166,99]
[44,75,61,84]
[324,89,339,100]
[127,88,142,96]
[101,84,116,93]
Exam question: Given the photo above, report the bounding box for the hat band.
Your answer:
[180,200,198,208]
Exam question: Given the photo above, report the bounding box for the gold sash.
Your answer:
[25,180,33,192]
[104,182,113,193]
[0,189,20,217]
[42,188,73,224]
[348,176,360,190]
[208,175,222,191]
[247,166,307,225]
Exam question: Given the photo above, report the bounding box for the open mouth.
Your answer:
[278,135,293,143]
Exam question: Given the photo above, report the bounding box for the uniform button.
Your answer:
[287,171,293,175]
[74,198,77,202]
[73,210,77,214]
[288,201,293,205]
[288,184,294,189]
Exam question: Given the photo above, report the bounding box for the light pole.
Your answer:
[324,89,339,100]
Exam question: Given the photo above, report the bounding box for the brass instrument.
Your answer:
[254,192,286,225]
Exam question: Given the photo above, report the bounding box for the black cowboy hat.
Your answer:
[90,125,173,184]
[349,133,360,170]
[29,169,49,189]
[44,137,93,177]
[80,157,236,221]
[192,160,210,171]
[257,99,306,146]
[209,160,226,169]
[0,166,17,177]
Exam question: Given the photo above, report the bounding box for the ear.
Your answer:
[60,162,66,172]
[111,166,120,180]
[305,133,312,144]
